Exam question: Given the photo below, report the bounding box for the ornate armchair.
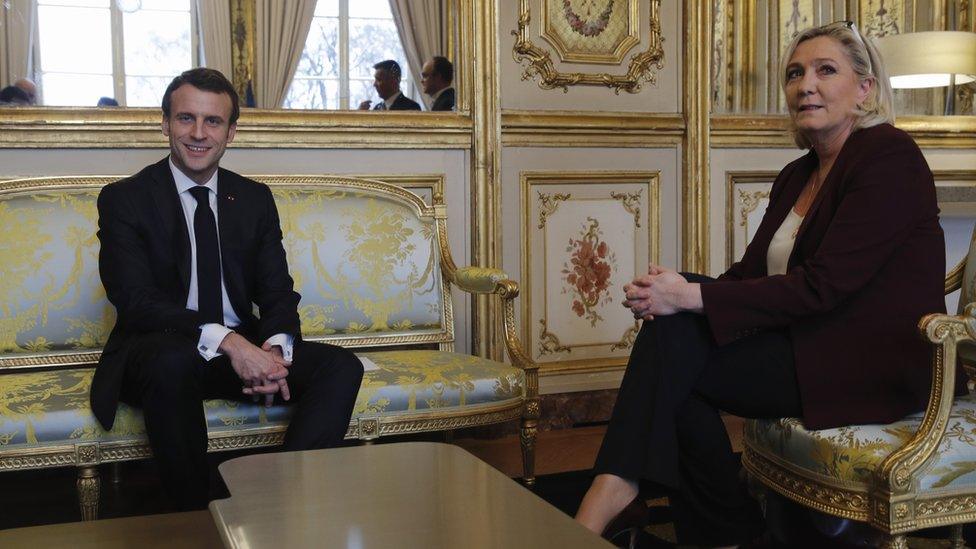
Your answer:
[743,235,976,548]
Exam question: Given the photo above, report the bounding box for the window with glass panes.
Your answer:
[284,0,417,110]
[36,0,196,107]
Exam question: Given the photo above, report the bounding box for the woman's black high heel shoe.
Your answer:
[601,496,650,549]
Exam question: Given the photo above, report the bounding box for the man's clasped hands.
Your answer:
[219,332,291,406]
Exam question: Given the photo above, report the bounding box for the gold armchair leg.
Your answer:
[881,534,908,549]
[77,465,100,521]
[950,524,966,549]
[520,398,540,486]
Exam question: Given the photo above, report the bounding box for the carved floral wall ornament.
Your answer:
[561,217,617,326]
[541,0,640,63]
[513,0,664,93]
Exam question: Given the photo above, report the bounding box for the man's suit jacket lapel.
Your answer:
[216,170,248,318]
[148,158,192,292]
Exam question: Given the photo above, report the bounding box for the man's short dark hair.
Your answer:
[162,68,240,124]
[0,85,31,105]
[373,60,402,81]
[432,56,454,84]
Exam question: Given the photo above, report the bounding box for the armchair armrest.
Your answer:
[452,266,510,295]
[945,258,965,295]
[876,311,972,501]
[444,265,536,373]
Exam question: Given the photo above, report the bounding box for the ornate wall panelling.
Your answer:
[511,0,664,93]
[499,0,680,112]
[724,169,976,312]
[521,171,659,373]
[710,0,976,115]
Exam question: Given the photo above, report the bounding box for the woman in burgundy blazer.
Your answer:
[575,23,959,548]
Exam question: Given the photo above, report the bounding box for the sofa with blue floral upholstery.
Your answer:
[0,174,538,520]
[743,246,976,548]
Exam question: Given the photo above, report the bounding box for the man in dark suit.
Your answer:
[90,68,363,511]
[356,59,421,111]
[421,56,455,112]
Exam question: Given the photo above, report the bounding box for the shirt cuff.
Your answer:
[264,333,294,362]
[198,324,233,361]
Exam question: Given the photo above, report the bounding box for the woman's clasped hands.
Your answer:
[622,264,703,321]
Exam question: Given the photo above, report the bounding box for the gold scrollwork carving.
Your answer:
[538,318,572,355]
[537,191,571,229]
[512,0,665,93]
[610,188,644,227]
[916,496,976,516]
[737,189,768,226]
[610,323,639,351]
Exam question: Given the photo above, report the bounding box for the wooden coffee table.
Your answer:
[0,511,221,548]
[209,442,612,548]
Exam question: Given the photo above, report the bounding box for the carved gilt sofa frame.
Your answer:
[743,257,976,548]
[0,174,539,521]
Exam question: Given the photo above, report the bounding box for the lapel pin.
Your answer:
[227,195,235,201]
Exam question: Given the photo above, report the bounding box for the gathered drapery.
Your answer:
[196,0,233,79]
[254,0,316,108]
[1,0,35,89]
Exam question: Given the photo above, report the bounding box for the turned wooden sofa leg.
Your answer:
[950,524,966,549]
[77,465,100,521]
[520,397,540,486]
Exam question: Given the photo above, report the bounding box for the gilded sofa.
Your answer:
[743,252,976,548]
[0,174,539,520]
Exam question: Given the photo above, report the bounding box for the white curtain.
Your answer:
[1,0,35,89]
[196,0,233,79]
[389,0,445,109]
[254,0,316,108]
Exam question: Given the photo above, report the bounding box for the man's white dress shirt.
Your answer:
[170,160,293,362]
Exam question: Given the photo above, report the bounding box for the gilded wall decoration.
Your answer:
[540,0,640,63]
[725,172,774,269]
[512,0,664,93]
[522,171,659,372]
[712,0,975,114]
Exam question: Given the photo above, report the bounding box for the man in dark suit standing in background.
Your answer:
[90,68,363,511]
[357,59,421,111]
[421,56,455,112]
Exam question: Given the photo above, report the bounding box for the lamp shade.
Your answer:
[874,31,976,89]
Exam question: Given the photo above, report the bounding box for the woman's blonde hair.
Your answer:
[780,22,895,149]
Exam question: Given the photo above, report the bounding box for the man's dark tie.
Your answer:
[189,186,223,324]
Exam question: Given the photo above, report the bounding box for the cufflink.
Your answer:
[200,345,207,352]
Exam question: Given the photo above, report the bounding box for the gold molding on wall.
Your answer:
[710,115,976,148]
[500,110,684,147]
[470,0,503,361]
[229,0,256,101]
[725,170,777,268]
[682,2,711,273]
[0,108,473,149]
[511,0,665,93]
[520,170,660,375]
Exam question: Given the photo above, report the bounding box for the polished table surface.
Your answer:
[0,511,222,548]
[209,442,612,548]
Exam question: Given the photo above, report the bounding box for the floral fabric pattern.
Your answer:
[746,392,976,492]
[0,184,449,355]
[0,351,524,449]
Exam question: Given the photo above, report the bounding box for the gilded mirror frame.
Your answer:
[0,0,474,150]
